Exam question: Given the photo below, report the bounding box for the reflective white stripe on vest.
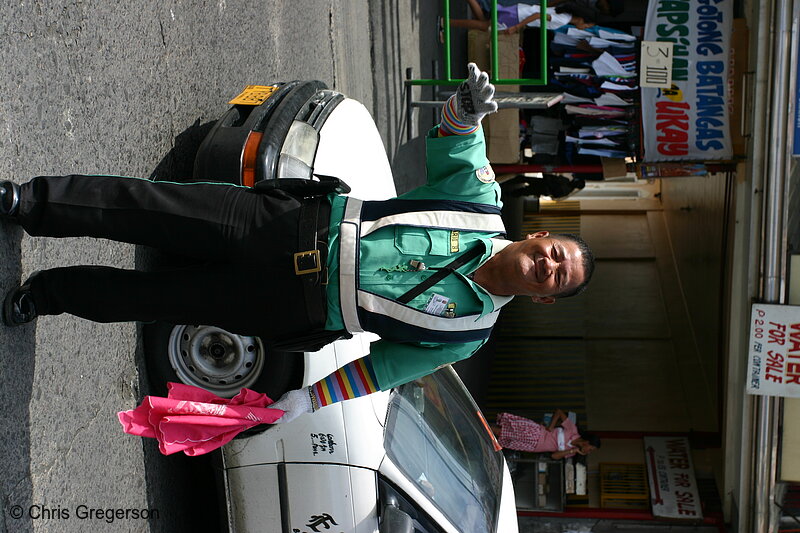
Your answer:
[339,198,364,333]
[357,291,500,332]
[359,210,505,237]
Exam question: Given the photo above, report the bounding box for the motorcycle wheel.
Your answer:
[142,321,304,400]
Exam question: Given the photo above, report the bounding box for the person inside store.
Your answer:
[493,408,601,459]
[550,0,624,17]
[468,0,624,19]
[449,0,599,33]
[0,63,595,424]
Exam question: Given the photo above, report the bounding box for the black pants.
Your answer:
[17,174,314,338]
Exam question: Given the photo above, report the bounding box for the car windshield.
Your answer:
[383,368,504,533]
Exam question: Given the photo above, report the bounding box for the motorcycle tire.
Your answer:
[142,321,304,400]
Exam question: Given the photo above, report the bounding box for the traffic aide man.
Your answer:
[0,64,594,421]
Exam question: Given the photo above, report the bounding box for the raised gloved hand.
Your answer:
[441,63,497,135]
[455,63,498,125]
[270,387,315,424]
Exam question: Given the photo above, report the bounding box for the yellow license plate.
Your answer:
[228,85,278,106]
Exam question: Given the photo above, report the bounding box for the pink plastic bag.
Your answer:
[118,383,284,456]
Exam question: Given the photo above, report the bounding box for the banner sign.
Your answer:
[641,0,733,162]
[644,436,703,519]
[746,304,800,397]
[795,42,800,157]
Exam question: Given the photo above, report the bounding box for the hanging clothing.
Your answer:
[495,4,573,30]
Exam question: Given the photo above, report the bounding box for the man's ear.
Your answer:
[526,231,550,240]
[531,295,555,305]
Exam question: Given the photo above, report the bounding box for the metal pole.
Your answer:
[493,164,604,173]
[539,0,548,84]
[444,0,452,81]
[491,0,498,84]
[405,67,414,142]
[753,0,794,530]
[432,60,441,127]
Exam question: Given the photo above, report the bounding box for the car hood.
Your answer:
[313,97,397,200]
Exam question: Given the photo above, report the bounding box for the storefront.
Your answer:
[427,0,760,530]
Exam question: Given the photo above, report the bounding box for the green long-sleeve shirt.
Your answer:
[323,126,512,389]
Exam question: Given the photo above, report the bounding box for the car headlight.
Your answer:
[278,120,318,179]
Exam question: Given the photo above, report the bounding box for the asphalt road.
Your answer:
[0,1,456,532]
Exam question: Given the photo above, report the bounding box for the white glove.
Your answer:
[270,388,314,424]
[454,63,498,126]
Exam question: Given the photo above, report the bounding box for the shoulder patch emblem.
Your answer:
[476,165,495,183]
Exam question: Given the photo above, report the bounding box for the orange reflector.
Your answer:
[476,410,503,452]
[242,131,263,188]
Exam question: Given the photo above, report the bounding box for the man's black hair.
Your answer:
[551,232,595,299]
[555,0,600,24]
[582,433,602,449]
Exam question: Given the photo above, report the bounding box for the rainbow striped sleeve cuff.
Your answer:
[311,356,382,408]
[439,95,478,136]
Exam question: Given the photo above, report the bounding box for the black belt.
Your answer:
[295,196,330,328]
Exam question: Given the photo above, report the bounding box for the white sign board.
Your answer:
[644,437,703,520]
[640,41,674,88]
[641,0,733,161]
[746,303,800,396]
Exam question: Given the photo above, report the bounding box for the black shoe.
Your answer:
[3,273,39,327]
[0,181,20,218]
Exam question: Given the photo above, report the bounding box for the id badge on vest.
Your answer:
[425,294,456,317]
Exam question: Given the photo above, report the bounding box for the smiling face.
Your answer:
[497,231,587,303]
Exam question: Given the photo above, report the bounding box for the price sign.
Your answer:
[640,41,674,88]
[746,303,800,397]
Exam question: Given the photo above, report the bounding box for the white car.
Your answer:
[223,342,518,533]
[146,82,519,533]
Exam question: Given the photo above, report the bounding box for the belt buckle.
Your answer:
[294,249,322,275]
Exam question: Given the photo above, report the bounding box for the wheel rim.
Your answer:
[167,325,265,398]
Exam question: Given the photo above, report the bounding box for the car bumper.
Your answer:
[193,80,341,185]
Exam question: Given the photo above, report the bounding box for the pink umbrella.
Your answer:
[118,383,284,456]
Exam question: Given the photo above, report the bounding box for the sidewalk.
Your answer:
[368,0,473,194]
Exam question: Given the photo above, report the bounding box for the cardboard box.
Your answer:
[467,29,521,163]
[601,157,628,179]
